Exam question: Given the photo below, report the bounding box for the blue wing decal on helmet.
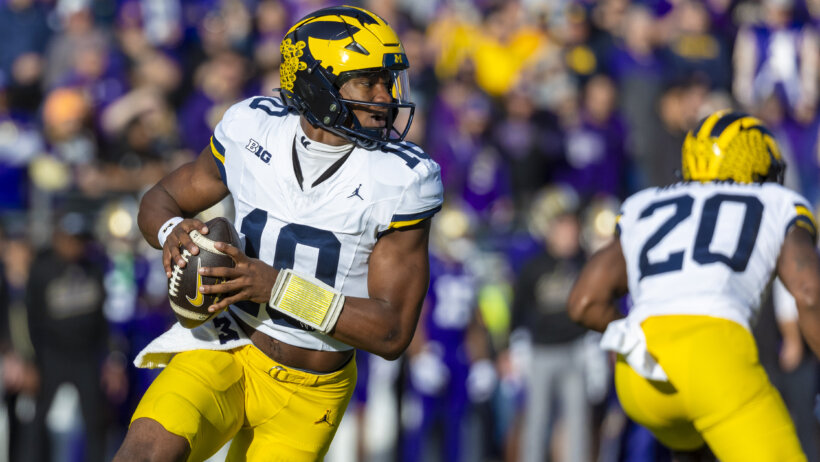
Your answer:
[297,21,359,41]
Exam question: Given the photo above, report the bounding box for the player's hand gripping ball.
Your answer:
[167,217,241,328]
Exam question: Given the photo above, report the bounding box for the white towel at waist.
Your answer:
[600,318,668,382]
[134,311,252,369]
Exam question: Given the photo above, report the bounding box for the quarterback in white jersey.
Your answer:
[569,110,820,461]
[213,95,441,352]
[114,7,442,462]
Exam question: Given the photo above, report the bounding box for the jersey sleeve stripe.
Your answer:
[210,136,228,185]
[787,216,818,242]
[211,136,226,163]
[789,203,818,242]
[794,204,816,224]
[389,205,442,229]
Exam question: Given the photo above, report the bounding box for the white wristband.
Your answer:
[157,216,184,247]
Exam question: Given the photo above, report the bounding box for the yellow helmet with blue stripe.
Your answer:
[279,6,414,149]
[681,110,785,184]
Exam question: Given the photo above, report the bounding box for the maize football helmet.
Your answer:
[278,6,414,149]
[681,109,785,184]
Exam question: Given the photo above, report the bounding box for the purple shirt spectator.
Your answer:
[555,112,627,199]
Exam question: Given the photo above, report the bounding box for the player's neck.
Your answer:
[300,118,351,147]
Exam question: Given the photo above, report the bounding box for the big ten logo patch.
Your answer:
[246,139,272,164]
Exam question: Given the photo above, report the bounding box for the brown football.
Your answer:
[167,217,241,328]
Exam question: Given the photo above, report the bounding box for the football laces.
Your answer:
[168,249,191,297]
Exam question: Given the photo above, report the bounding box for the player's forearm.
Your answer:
[568,239,628,332]
[331,222,430,359]
[567,267,623,332]
[777,228,820,358]
[568,298,623,332]
[137,184,187,248]
[138,150,228,249]
[331,296,422,360]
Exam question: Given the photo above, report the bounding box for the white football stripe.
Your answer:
[189,230,229,256]
[169,300,212,320]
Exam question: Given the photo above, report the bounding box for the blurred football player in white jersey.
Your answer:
[568,109,820,461]
[113,6,442,462]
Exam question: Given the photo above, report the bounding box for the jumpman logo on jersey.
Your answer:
[314,410,333,426]
[348,184,364,200]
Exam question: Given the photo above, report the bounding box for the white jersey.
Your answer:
[617,181,816,330]
[209,96,443,351]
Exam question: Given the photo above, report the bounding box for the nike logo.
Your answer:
[314,410,333,426]
[186,260,205,307]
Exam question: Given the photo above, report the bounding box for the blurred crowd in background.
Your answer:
[0,0,819,461]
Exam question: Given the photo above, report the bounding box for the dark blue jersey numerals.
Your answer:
[383,141,429,169]
[249,97,288,116]
[213,316,240,344]
[692,194,763,272]
[638,196,694,279]
[236,208,340,331]
[637,193,764,279]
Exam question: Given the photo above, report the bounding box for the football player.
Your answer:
[568,109,820,461]
[113,6,442,462]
